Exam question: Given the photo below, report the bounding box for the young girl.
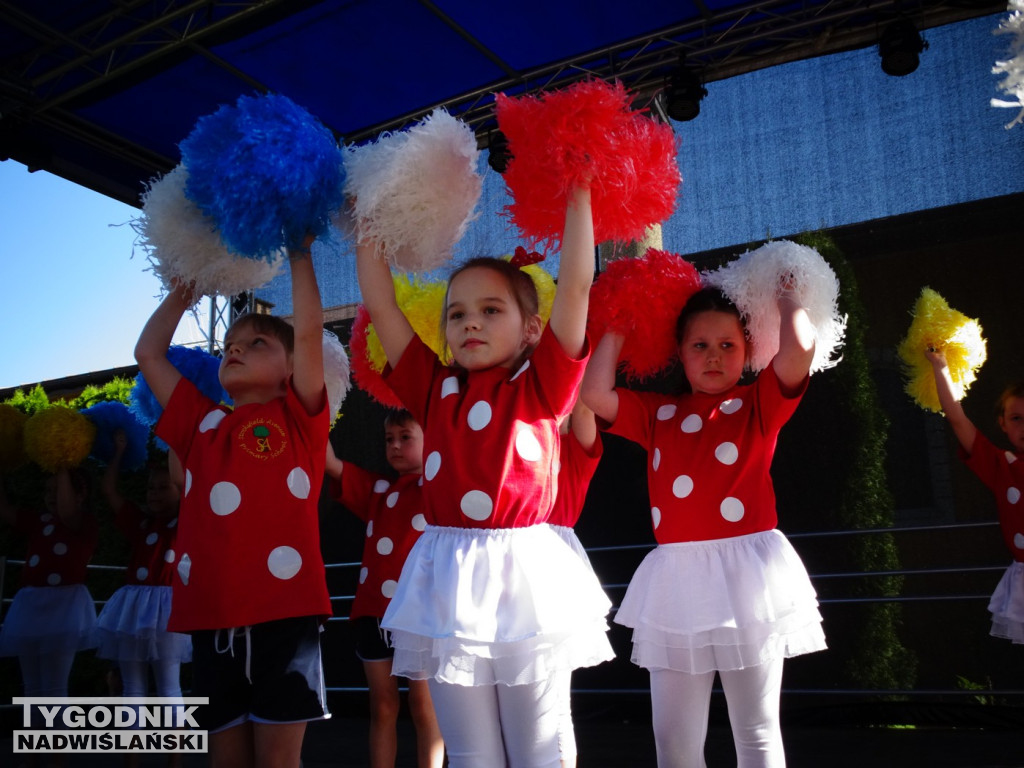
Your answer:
[356,184,613,768]
[927,351,1024,644]
[95,431,191,720]
[0,467,98,703]
[324,411,444,768]
[134,239,331,768]
[548,399,604,768]
[581,285,826,768]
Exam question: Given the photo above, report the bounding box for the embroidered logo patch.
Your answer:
[236,418,287,460]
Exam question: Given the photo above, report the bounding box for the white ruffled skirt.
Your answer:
[0,585,97,656]
[548,524,593,568]
[615,529,826,674]
[988,561,1024,644]
[382,524,615,686]
[95,585,192,663]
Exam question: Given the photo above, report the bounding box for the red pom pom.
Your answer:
[349,305,403,409]
[497,79,680,249]
[588,249,702,380]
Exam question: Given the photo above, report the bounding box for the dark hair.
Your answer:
[384,408,416,429]
[996,380,1024,420]
[440,257,540,351]
[674,287,744,344]
[225,313,295,354]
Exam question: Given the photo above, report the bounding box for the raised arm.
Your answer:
[100,429,127,513]
[926,348,978,454]
[55,467,87,531]
[355,239,415,366]
[772,290,816,396]
[580,332,624,425]
[288,239,326,416]
[548,185,594,359]
[134,282,192,409]
[569,397,598,452]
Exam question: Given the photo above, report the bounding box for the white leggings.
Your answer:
[119,658,184,698]
[650,658,785,768]
[427,678,562,768]
[19,650,76,697]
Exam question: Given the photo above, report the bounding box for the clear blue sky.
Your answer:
[0,159,190,391]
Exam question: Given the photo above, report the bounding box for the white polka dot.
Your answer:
[145,532,159,546]
[1015,533,1024,550]
[424,452,441,481]
[461,490,493,521]
[210,482,241,516]
[1006,451,1018,464]
[366,520,374,537]
[47,573,61,586]
[359,567,368,584]
[373,479,390,493]
[40,513,53,522]
[53,542,68,556]
[656,404,677,421]
[1008,487,1021,505]
[411,514,427,531]
[715,442,739,465]
[178,554,191,585]
[386,491,400,508]
[720,497,745,522]
[467,401,492,431]
[719,398,743,414]
[441,376,460,398]
[287,467,311,499]
[681,414,703,433]
[672,475,694,498]
[515,427,543,461]
[377,537,394,555]
[381,580,398,599]
[510,360,530,382]
[136,567,149,581]
[267,546,302,580]
[184,470,192,496]
[28,555,40,567]
[42,524,54,537]
[199,410,226,432]
[651,507,662,528]
[652,448,661,471]
[167,518,177,529]
[164,549,175,564]
[418,476,424,486]
[139,518,150,530]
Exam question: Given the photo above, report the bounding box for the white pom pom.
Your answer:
[134,165,284,298]
[703,240,846,374]
[343,109,482,272]
[992,0,1024,129]
[322,329,351,421]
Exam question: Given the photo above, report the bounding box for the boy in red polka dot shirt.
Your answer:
[325,410,443,767]
[135,236,331,767]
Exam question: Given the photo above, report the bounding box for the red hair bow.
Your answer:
[510,246,545,267]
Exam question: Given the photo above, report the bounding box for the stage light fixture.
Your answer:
[487,130,512,174]
[665,64,708,122]
[878,18,928,76]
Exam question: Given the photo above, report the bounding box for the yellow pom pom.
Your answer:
[23,406,97,472]
[0,404,29,471]
[897,287,987,412]
[520,262,556,324]
[365,275,448,371]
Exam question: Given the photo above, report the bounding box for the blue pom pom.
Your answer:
[180,92,346,258]
[130,346,231,434]
[82,402,150,471]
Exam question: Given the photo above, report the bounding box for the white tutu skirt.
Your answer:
[95,585,192,663]
[615,529,826,674]
[548,524,593,568]
[0,585,97,656]
[382,524,615,686]
[988,561,1024,644]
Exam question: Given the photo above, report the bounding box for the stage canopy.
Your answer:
[0,0,1006,207]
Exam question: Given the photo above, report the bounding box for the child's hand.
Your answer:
[925,346,947,368]
[113,429,128,453]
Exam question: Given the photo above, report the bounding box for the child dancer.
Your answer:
[548,399,604,768]
[324,411,444,768]
[582,285,826,768]
[927,350,1024,644]
[0,467,98,702]
[356,183,613,768]
[134,238,331,768]
[96,431,191,731]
